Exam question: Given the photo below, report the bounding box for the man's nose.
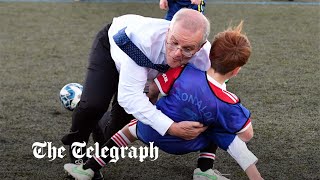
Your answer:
[173,47,183,56]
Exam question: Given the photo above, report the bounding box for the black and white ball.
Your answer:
[59,83,83,111]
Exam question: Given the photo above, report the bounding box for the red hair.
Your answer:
[209,21,251,75]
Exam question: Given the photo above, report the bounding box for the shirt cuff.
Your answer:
[149,112,174,136]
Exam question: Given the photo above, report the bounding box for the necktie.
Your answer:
[113,27,170,73]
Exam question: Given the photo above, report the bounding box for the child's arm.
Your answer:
[245,164,264,180]
[148,66,184,104]
[227,136,263,179]
[147,80,160,104]
[237,124,254,142]
[159,0,168,10]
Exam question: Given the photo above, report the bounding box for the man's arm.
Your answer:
[117,58,173,136]
[118,60,206,140]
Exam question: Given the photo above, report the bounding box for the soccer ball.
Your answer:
[59,83,83,111]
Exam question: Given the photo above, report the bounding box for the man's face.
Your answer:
[165,23,203,68]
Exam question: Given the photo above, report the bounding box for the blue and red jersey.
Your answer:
[137,64,251,154]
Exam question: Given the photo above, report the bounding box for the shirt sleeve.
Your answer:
[237,118,252,134]
[188,41,211,71]
[204,104,251,150]
[217,103,251,134]
[117,57,174,136]
[154,66,184,96]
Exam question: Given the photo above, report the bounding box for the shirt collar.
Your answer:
[161,40,167,65]
[206,73,227,90]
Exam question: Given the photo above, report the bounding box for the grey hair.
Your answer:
[170,8,210,45]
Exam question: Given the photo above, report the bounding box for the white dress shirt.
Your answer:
[108,14,211,136]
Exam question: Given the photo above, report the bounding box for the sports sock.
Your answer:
[197,152,215,171]
[197,143,218,171]
[83,130,132,171]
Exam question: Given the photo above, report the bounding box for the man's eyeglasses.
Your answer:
[166,41,196,58]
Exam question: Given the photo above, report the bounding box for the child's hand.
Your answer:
[147,81,160,104]
[159,0,168,10]
[191,0,202,5]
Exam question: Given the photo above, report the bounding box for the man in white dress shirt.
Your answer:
[61,9,225,179]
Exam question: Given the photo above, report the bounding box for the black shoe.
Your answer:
[61,130,82,145]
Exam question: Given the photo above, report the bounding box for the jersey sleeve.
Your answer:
[154,66,184,96]
[217,103,251,134]
[237,118,252,134]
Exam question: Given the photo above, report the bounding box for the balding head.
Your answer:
[170,8,210,45]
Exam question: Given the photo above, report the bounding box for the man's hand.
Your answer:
[159,0,169,10]
[167,121,207,140]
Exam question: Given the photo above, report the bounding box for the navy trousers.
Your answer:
[61,24,133,148]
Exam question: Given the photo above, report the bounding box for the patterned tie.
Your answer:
[113,27,170,73]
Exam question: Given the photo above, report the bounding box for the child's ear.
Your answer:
[232,67,242,77]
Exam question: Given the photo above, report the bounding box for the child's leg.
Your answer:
[165,0,183,20]
[194,143,231,180]
[64,119,138,179]
[84,119,138,171]
[197,142,217,171]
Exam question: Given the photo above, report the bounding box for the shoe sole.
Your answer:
[65,170,98,180]
[65,170,80,180]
